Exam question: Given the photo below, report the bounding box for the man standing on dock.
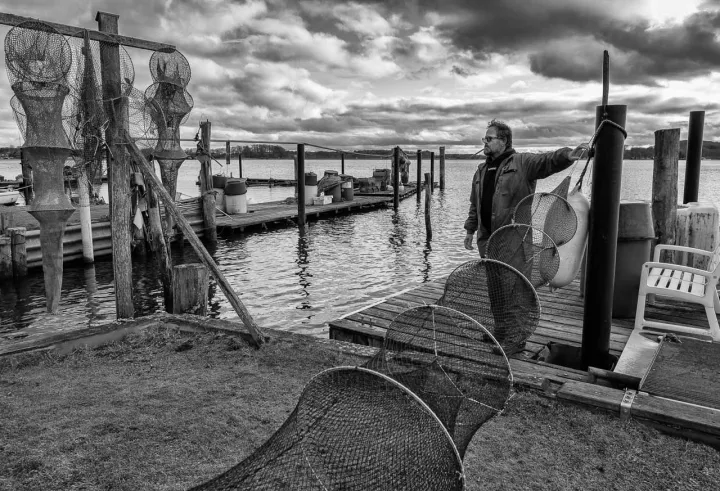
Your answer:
[463,119,589,254]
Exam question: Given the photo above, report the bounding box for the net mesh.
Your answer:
[191,367,464,490]
[485,224,560,288]
[4,20,72,85]
[512,177,577,248]
[437,259,540,352]
[364,305,512,458]
[149,49,191,87]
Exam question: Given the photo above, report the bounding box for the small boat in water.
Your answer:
[0,189,20,206]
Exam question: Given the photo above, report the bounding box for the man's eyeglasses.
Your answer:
[482,136,503,144]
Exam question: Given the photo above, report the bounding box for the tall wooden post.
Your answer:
[297,144,306,229]
[341,153,345,175]
[439,146,446,190]
[652,128,680,258]
[172,263,208,315]
[238,152,243,178]
[97,11,133,318]
[416,150,422,202]
[7,227,27,277]
[424,173,432,240]
[683,111,704,204]
[582,105,627,370]
[430,151,435,192]
[392,147,400,210]
[225,140,231,171]
[198,121,217,242]
[0,236,11,279]
[145,157,173,312]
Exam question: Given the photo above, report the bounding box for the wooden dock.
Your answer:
[328,276,720,447]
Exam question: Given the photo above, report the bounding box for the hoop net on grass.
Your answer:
[437,259,541,352]
[364,305,513,459]
[485,224,560,288]
[191,366,464,491]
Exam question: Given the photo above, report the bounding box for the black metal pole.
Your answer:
[393,147,400,210]
[416,150,422,202]
[430,151,435,192]
[297,144,306,229]
[238,152,243,178]
[581,104,627,370]
[683,110,704,204]
[341,153,345,175]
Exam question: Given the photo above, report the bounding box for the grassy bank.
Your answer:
[1,326,718,490]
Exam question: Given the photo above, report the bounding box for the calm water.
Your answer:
[2,157,720,337]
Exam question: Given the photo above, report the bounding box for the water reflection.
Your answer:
[295,233,312,310]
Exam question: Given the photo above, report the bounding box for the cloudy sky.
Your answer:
[2,0,720,152]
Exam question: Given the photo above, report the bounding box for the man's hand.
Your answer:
[464,232,475,250]
[569,143,590,161]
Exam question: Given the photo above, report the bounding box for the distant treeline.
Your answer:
[5,140,720,161]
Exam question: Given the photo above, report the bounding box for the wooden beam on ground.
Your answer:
[0,12,174,52]
[126,139,265,346]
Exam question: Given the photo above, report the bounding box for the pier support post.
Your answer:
[77,168,94,263]
[145,158,173,312]
[297,144,306,229]
[439,146,445,190]
[425,172,432,240]
[7,227,27,277]
[225,140,231,171]
[341,153,345,175]
[683,110,704,204]
[172,263,208,316]
[430,151,435,192]
[393,147,400,210]
[97,11,134,318]
[0,236,11,279]
[198,121,217,243]
[581,104,627,370]
[416,150,422,202]
[238,152,243,178]
[652,128,680,259]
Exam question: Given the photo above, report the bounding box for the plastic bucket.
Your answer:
[226,193,247,214]
[304,172,318,205]
[212,175,228,189]
[613,200,655,318]
[328,183,342,203]
[324,170,339,178]
[342,185,354,201]
[225,178,247,196]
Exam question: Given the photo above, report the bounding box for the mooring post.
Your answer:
[0,236,11,279]
[424,172,432,240]
[238,152,243,178]
[145,157,173,312]
[581,105,627,370]
[97,11,133,318]
[416,150,422,202]
[198,121,217,243]
[439,146,446,190]
[172,263,209,316]
[7,227,27,277]
[393,147,400,210]
[652,128,680,261]
[430,151,435,192]
[683,111,705,204]
[225,140,231,170]
[341,153,345,175]
[76,168,94,263]
[297,144,306,229]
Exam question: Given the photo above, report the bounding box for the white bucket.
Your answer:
[226,193,247,214]
[305,185,317,205]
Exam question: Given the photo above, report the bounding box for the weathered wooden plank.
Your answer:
[632,392,720,437]
[556,380,625,412]
[0,12,174,52]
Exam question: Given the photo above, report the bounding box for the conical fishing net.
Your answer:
[149,48,191,87]
[513,177,577,248]
[364,304,512,458]
[486,224,559,288]
[191,366,464,490]
[437,259,540,352]
[4,20,72,85]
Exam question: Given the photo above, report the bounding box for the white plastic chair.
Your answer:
[634,243,720,341]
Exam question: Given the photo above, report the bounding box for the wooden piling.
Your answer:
[430,151,435,192]
[97,11,133,318]
[238,152,243,178]
[439,146,445,190]
[172,263,209,316]
[416,150,422,202]
[145,161,173,312]
[127,139,265,346]
[7,227,27,277]
[0,211,13,233]
[225,140,231,171]
[652,128,680,259]
[424,172,432,240]
[602,50,609,107]
[198,121,218,243]
[76,168,94,263]
[297,144,306,229]
[582,104,627,370]
[341,153,345,175]
[683,111,705,204]
[393,147,400,210]
[0,236,11,279]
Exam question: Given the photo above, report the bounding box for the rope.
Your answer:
[575,117,628,190]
